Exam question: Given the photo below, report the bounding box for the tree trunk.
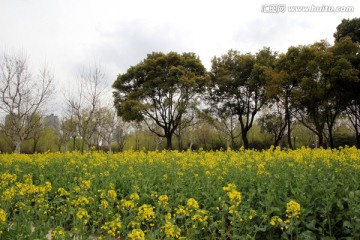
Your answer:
[230,132,236,150]
[317,133,324,148]
[73,136,76,151]
[285,96,293,149]
[328,127,334,149]
[274,137,281,147]
[241,130,249,149]
[177,131,182,151]
[108,139,112,153]
[355,126,360,148]
[33,140,38,153]
[15,141,21,153]
[81,141,85,153]
[166,134,173,150]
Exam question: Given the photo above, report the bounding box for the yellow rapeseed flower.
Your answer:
[120,199,135,210]
[76,208,89,221]
[162,221,181,238]
[57,188,69,197]
[72,196,90,207]
[100,199,109,210]
[73,186,81,193]
[0,173,17,187]
[128,228,145,240]
[223,183,237,192]
[130,193,140,201]
[0,209,6,223]
[51,226,66,239]
[286,200,301,218]
[101,214,122,237]
[227,189,242,204]
[138,204,155,221]
[80,180,91,190]
[45,181,52,191]
[175,205,188,216]
[158,194,169,206]
[191,209,208,224]
[1,187,15,201]
[186,198,199,210]
[107,189,117,201]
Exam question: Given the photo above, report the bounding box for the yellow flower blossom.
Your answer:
[73,186,81,193]
[130,193,140,201]
[72,196,90,207]
[270,216,283,226]
[0,173,17,187]
[45,181,52,191]
[51,226,66,239]
[223,183,237,192]
[187,198,199,210]
[128,228,145,240]
[0,209,6,223]
[162,221,181,238]
[286,200,301,218]
[138,204,155,221]
[120,199,135,210]
[107,189,117,201]
[76,208,89,223]
[57,188,69,197]
[175,205,188,216]
[158,194,169,206]
[191,209,208,224]
[227,189,242,204]
[101,214,122,237]
[100,199,109,209]
[80,180,91,190]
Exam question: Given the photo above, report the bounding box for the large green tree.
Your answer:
[208,48,275,149]
[334,17,360,43]
[113,52,207,149]
[334,18,360,148]
[292,40,358,148]
[264,46,304,149]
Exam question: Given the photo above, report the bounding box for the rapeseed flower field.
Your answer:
[0,147,359,239]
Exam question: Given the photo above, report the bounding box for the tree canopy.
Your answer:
[207,48,276,149]
[113,52,208,149]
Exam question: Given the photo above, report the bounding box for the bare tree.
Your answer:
[0,51,54,153]
[113,119,129,152]
[258,101,287,147]
[57,116,77,152]
[94,106,118,152]
[64,63,107,152]
[212,110,240,150]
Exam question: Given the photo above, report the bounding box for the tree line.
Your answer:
[0,18,359,153]
[113,18,360,150]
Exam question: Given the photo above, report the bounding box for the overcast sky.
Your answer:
[0,0,358,115]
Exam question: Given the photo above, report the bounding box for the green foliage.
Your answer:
[208,48,276,149]
[334,17,360,43]
[113,52,208,149]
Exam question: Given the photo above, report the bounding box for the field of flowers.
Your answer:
[0,147,359,239]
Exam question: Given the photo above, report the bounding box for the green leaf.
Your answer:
[306,219,317,230]
[299,230,317,240]
[349,191,355,199]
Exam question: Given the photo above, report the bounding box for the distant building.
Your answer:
[44,114,60,129]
